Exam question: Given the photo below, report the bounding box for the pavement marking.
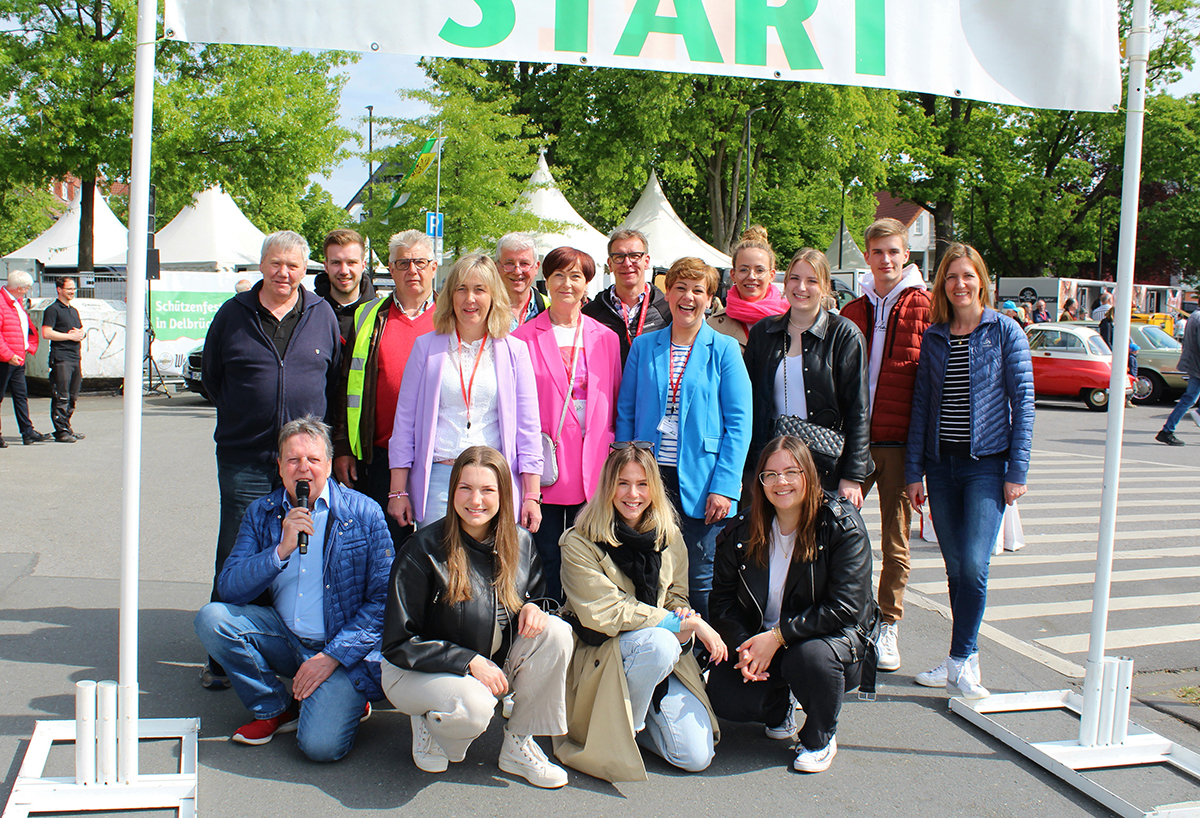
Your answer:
[1034,623,1200,654]
[987,511,1200,525]
[1020,528,1200,544]
[1019,486,1200,496]
[900,544,1200,571]
[909,564,1200,593]
[983,591,1200,621]
[904,589,1085,678]
[1027,466,1170,475]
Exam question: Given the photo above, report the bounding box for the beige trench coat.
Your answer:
[552,527,720,782]
[707,304,750,351]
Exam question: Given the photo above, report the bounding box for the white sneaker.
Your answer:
[498,729,568,789]
[764,694,798,740]
[947,656,990,700]
[410,714,448,773]
[877,622,901,672]
[915,653,981,688]
[793,736,837,773]
[501,693,515,719]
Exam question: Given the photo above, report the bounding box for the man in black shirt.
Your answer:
[581,228,671,365]
[40,277,86,442]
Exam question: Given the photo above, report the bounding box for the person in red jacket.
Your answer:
[0,271,52,447]
[839,218,931,673]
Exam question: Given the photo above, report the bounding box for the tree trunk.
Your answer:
[932,199,955,271]
[78,173,96,273]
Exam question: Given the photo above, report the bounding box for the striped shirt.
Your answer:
[939,333,972,448]
[657,342,691,467]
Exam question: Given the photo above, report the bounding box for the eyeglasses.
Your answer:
[609,252,646,264]
[500,260,535,273]
[392,258,432,271]
[611,441,655,452]
[759,468,804,486]
[736,265,772,279]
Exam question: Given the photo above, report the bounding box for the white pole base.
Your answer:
[3,717,200,818]
[950,690,1200,818]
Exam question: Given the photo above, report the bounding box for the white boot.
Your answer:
[915,652,981,688]
[498,728,568,789]
[947,655,989,699]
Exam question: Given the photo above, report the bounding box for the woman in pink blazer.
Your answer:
[512,247,622,601]
[388,254,544,533]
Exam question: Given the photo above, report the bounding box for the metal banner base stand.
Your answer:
[950,688,1200,818]
[944,5,1200,816]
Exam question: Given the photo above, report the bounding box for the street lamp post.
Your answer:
[366,105,374,220]
[744,106,766,233]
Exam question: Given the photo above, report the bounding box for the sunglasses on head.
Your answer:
[610,441,654,452]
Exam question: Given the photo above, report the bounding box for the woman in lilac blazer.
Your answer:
[388,255,544,532]
[512,247,622,601]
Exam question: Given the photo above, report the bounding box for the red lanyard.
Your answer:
[619,285,650,346]
[515,291,533,327]
[667,343,693,411]
[455,330,488,429]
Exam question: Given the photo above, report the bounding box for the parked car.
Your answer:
[1025,322,1132,411]
[181,343,208,401]
[1080,321,1185,404]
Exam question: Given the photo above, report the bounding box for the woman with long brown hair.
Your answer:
[380,446,573,788]
[707,436,876,774]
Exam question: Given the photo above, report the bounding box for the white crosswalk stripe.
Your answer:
[863,448,1200,676]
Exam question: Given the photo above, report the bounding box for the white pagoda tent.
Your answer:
[825,221,868,270]
[618,171,731,270]
[99,185,265,270]
[3,186,128,269]
[517,153,611,295]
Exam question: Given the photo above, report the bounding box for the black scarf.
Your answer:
[600,520,662,605]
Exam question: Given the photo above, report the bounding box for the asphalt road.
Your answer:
[1,390,1197,817]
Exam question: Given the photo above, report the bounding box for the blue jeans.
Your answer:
[619,629,714,772]
[194,602,368,762]
[924,455,1006,660]
[212,457,281,603]
[659,466,721,620]
[1163,376,1200,434]
[417,461,454,529]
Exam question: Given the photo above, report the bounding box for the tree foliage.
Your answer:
[0,186,67,257]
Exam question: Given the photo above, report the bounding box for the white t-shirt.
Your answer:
[763,518,797,629]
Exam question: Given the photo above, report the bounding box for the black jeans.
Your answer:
[707,636,858,751]
[49,358,81,435]
[358,445,413,552]
[0,362,34,437]
[531,502,584,605]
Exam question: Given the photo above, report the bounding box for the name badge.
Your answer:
[657,416,679,436]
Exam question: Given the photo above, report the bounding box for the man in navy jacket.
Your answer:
[200,231,341,690]
[195,417,392,759]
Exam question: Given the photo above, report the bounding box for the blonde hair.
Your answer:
[930,243,994,324]
[731,224,776,272]
[785,247,831,298]
[664,256,720,297]
[432,254,513,338]
[573,446,679,549]
[864,217,909,253]
[440,446,523,612]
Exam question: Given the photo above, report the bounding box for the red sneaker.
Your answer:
[232,704,299,745]
[360,702,372,723]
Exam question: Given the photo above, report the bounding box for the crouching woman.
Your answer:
[707,436,876,774]
[554,442,727,782]
[379,446,573,788]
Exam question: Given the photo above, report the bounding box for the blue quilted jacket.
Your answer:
[905,309,1035,485]
[218,481,394,700]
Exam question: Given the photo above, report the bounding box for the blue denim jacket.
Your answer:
[904,309,1034,485]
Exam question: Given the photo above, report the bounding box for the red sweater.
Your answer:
[840,287,931,444]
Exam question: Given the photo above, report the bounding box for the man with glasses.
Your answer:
[583,228,672,364]
[332,230,437,549]
[494,232,548,330]
[40,277,87,442]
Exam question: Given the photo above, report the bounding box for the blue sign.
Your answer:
[425,212,444,239]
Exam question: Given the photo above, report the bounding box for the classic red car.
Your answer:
[1025,323,1134,411]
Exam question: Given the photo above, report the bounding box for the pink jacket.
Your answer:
[513,312,622,506]
[0,288,38,363]
[389,332,543,521]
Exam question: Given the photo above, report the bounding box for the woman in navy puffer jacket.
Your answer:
[904,243,1034,700]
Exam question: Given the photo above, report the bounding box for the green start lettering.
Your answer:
[613,0,724,64]
[440,0,516,48]
[855,0,885,76]
[735,0,821,70]
[555,0,588,52]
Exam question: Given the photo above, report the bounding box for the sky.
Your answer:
[313,49,1200,213]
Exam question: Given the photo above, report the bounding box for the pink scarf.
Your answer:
[724,283,789,335]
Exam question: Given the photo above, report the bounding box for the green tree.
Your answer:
[0,185,67,257]
[298,183,354,262]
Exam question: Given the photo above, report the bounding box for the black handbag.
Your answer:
[773,333,844,476]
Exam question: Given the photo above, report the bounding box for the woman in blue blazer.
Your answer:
[615,257,752,619]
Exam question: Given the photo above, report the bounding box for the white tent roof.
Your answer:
[825,221,868,270]
[99,185,266,270]
[4,187,128,268]
[519,153,610,268]
[618,171,731,269]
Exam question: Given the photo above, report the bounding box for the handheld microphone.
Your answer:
[295,480,310,555]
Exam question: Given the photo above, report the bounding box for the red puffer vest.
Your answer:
[840,287,931,444]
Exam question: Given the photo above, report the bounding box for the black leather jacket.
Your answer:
[381,520,545,675]
[743,309,871,489]
[709,495,876,662]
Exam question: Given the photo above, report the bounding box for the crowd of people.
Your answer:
[188,217,1035,786]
